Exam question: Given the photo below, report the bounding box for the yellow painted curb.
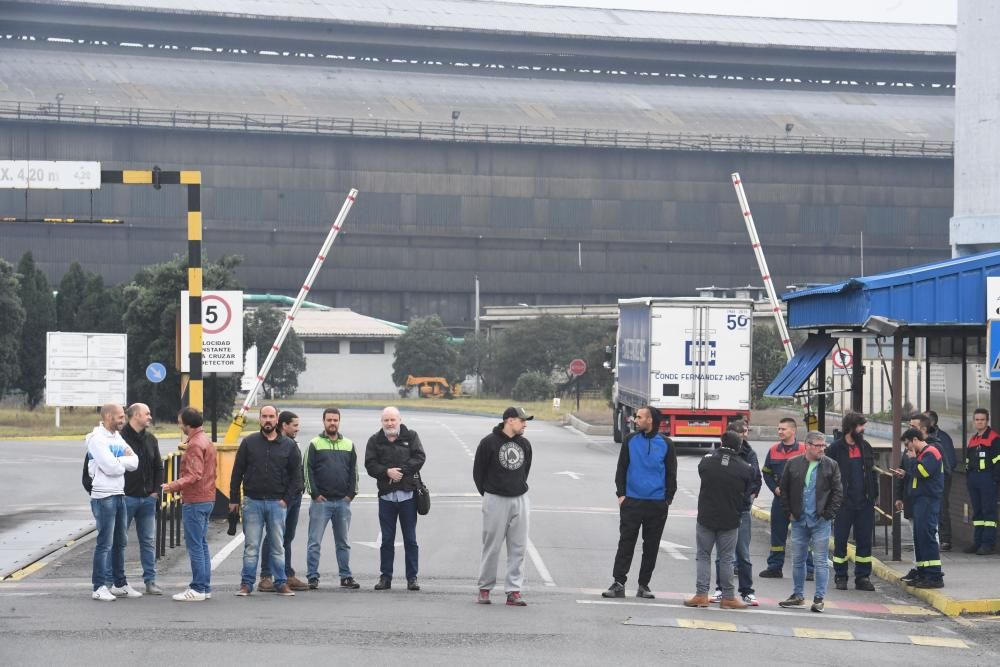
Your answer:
[750,504,1000,617]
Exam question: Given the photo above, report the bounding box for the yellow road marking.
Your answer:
[883,604,938,616]
[909,635,969,649]
[676,619,738,632]
[793,628,854,641]
[5,560,48,581]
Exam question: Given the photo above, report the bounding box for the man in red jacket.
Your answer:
[163,407,217,601]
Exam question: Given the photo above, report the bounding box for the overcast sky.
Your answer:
[502,0,956,24]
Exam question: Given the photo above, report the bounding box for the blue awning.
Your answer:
[764,334,838,398]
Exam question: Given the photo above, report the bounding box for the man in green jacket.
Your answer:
[304,408,360,590]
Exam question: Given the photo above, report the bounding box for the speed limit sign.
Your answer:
[180,290,244,373]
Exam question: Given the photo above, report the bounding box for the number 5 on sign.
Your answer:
[180,290,244,373]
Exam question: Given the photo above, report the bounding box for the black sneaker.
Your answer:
[308,578,319,590]
[340,577,360,589]
[977,545,995,556]
[835,578,848,591]
[602,582,625,598]
[778,594,805,608]
[855,577,875,591]
[914,579,944,589]
[963,544,979,554]
[374,576,391,590]
[810,596,824,613]
[407,578,420,591]
[940,542,952,552]
[636,585,654,599]
[758,569,782,579]
[900,569,919,585]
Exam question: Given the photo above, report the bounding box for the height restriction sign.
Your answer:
[180,291,244,373]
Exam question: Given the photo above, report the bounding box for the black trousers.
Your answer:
[612,498,669,586]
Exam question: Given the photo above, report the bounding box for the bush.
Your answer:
[512,371,555,402]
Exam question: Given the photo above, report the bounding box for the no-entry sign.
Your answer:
[569,358,587,377]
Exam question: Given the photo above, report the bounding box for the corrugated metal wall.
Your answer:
[0,122,952,328]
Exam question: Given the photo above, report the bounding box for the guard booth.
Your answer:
[762,249,1000,560]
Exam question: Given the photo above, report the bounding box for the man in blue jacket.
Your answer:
[602,406,677,599]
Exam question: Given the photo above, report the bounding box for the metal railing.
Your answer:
[155,451,183,560]
[0,101,954,159]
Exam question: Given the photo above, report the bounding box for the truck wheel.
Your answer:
[612,408,622,443]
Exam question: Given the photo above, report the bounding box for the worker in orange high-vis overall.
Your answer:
[965,408,1000,555]
[760,417,813,579]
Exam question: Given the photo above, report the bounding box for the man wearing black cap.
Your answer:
[602,406,677,600]
[474,406,534,606]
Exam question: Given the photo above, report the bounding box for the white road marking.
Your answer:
[555,471,583,480]
[527,538,557,587]
[659,539,691,560]
[210,533,244,570]
[575,600,919,624]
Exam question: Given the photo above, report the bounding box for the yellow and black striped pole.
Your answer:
[100,168,203,411]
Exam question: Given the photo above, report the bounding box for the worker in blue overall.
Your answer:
[898,428,944,588]
[760,417,813,579]
[826,412,878,591]
[964,408,1000,555]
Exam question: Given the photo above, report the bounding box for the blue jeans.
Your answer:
[182,502,214,594]
[768,496,814,574]
[378,497,418,580]
[125,495,157,584]
[91,495,127,591]
[261,496,300,579]
[241,498,287,588]
[307,497,353,580]
[791,516,831,599]
[715,510,753,595]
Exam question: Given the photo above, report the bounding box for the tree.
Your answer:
[56,262,87,331]
[247,304,306,399]
[15,252,56,408]
[76,273,125,333]
[751,322,806,407]
[122,255,245,421]
[392,315,458,388]
[457,332,493,391]
[0,259,25,399]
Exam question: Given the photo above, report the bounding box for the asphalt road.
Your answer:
[0,408,995,664]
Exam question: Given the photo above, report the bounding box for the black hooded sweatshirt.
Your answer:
[473,423,533,497]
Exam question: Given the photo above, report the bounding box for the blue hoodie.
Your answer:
[615,429,677,503]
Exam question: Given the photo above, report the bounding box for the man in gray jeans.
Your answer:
[685,431,754,610]
[474,407,534,607]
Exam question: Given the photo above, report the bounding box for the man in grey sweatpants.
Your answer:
[474,407,534,607]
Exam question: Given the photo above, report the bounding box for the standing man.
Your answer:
[778,431,843,613]
[964,408,1000,555]
[602,406,676,600]
[86,403,139,602]
[162,407,217,602]
[710,420,763,606]
[365,406,426,591]
[760,418,813,579]
[925,410,956,551]
[120,402,164,596]
[474,406,534,607]
[305,407,360,590]
[897,428,945,588]
[827,411,878,592]
[259,411,309,592]
[685,431,754,610]
[229,405,303,597]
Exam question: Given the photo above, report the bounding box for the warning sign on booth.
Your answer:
[180,291,244,373]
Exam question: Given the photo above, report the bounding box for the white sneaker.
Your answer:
[741,593,759,607]
[92,586,116,602]
[172,588,207,602]
[205,592,212,599]
[709,589,723,603]
[110,584,143,598]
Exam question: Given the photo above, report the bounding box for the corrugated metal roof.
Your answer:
[0,46,954,141]
[782,250,1000,329]
[30,0,956,53]
[288,308,404,338]
[763,334,837,398]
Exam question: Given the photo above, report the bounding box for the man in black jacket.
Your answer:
[826,411,878,592]
[778,431,843,613]
[229,405,303,597]
[685,431,754,610]
[474,407,534,606]
[120,403,163,596]
[365,406,426,591]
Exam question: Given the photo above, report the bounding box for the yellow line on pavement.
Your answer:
[883,604,939,616]
[677,619,739,632]
[4,560,48,582]
[793,628,854,641]
[909,635,969,649]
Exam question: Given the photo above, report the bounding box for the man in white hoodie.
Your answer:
[87,403,140,602]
